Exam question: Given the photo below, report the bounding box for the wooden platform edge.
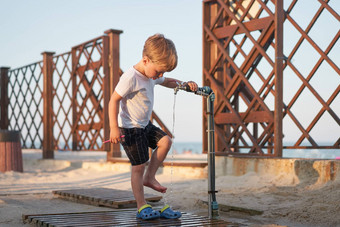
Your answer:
[52,189,162,209]
[22,211,233,227]
[22,210,118,224]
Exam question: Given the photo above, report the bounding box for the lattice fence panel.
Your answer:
[72,37,106,150]
[203,0,340,156]
[203,0,277,155]
[282,0,340,149]
[3,30,127,154]
[8,62,44,148]
[52,52,73,150]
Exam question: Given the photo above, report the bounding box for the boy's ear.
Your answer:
[142,56,150,65]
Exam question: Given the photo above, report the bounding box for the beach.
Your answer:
[0,149,339,227]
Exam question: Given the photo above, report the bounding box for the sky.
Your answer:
[0,0,339,145]
[0,0,203,142]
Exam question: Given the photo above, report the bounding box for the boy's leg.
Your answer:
[143,135,172,193]
[131,163,147,210]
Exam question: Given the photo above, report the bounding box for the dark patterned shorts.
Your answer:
[119,121,167,166]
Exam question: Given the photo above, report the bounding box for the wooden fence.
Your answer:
[0,29,171,159]
[202,0,339,156]
[1,1,339,159]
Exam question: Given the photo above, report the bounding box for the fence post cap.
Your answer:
[104,29,123,35]
[0,130,21,142]
[41,51,56,55]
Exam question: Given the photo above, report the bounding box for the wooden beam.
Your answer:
[104,29,123,158]
[42,51,55,159]
[213,16,272,39]
[215,111,273,124]
[77,122,103,131]
[274,0,284,157]
[0,67,10,130]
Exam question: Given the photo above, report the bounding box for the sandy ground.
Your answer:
[0,150,339,227]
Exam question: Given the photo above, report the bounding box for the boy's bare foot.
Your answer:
[143,178,167,193]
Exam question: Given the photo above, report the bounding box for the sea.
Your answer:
[171,142,340,160]
[51,141,340,160]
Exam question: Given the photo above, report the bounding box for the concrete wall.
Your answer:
[63,156,340,186]
[215,157,340,185]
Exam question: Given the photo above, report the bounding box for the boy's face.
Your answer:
[143,56,166,80]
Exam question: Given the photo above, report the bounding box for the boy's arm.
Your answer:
[161,77,198,91]
[108,91,123,144]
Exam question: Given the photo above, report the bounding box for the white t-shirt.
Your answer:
[115,67,165,128]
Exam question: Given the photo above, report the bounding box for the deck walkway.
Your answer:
[53,188,162,209]
[23,210,239,227]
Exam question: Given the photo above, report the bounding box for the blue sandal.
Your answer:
[160,205,182,219]
[136,204,160,220]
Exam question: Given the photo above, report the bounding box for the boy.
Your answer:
[108,34,197,220]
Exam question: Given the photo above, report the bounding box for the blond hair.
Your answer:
[143,34,178,72]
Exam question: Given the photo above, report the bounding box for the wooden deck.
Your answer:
[52,188,162,209]
[23,210,239,227]
[24,188,243,226]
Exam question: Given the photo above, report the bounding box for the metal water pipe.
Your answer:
[174,84,219,219]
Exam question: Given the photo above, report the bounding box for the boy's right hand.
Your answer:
[110,127,122,144]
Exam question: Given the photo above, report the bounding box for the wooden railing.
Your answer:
[0,29,172,159]
[203,0,340,156]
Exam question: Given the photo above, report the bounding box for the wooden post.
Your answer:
[274,0,284,157]
[0,67,10,130]
[104,29,123,158]
[214,3,225,153]
[71,48,78,151]
[102,35,111,152]
[202,1,210,154]
[42,52,55,159]
[0,130,23,173]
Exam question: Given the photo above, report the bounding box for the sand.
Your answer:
[0,149,339,227]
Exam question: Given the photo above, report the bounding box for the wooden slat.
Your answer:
[215,111,273,124]
[23,210,237,227]
[77,122,102,131]
[52,188,162,209]
[213,16,272,39]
